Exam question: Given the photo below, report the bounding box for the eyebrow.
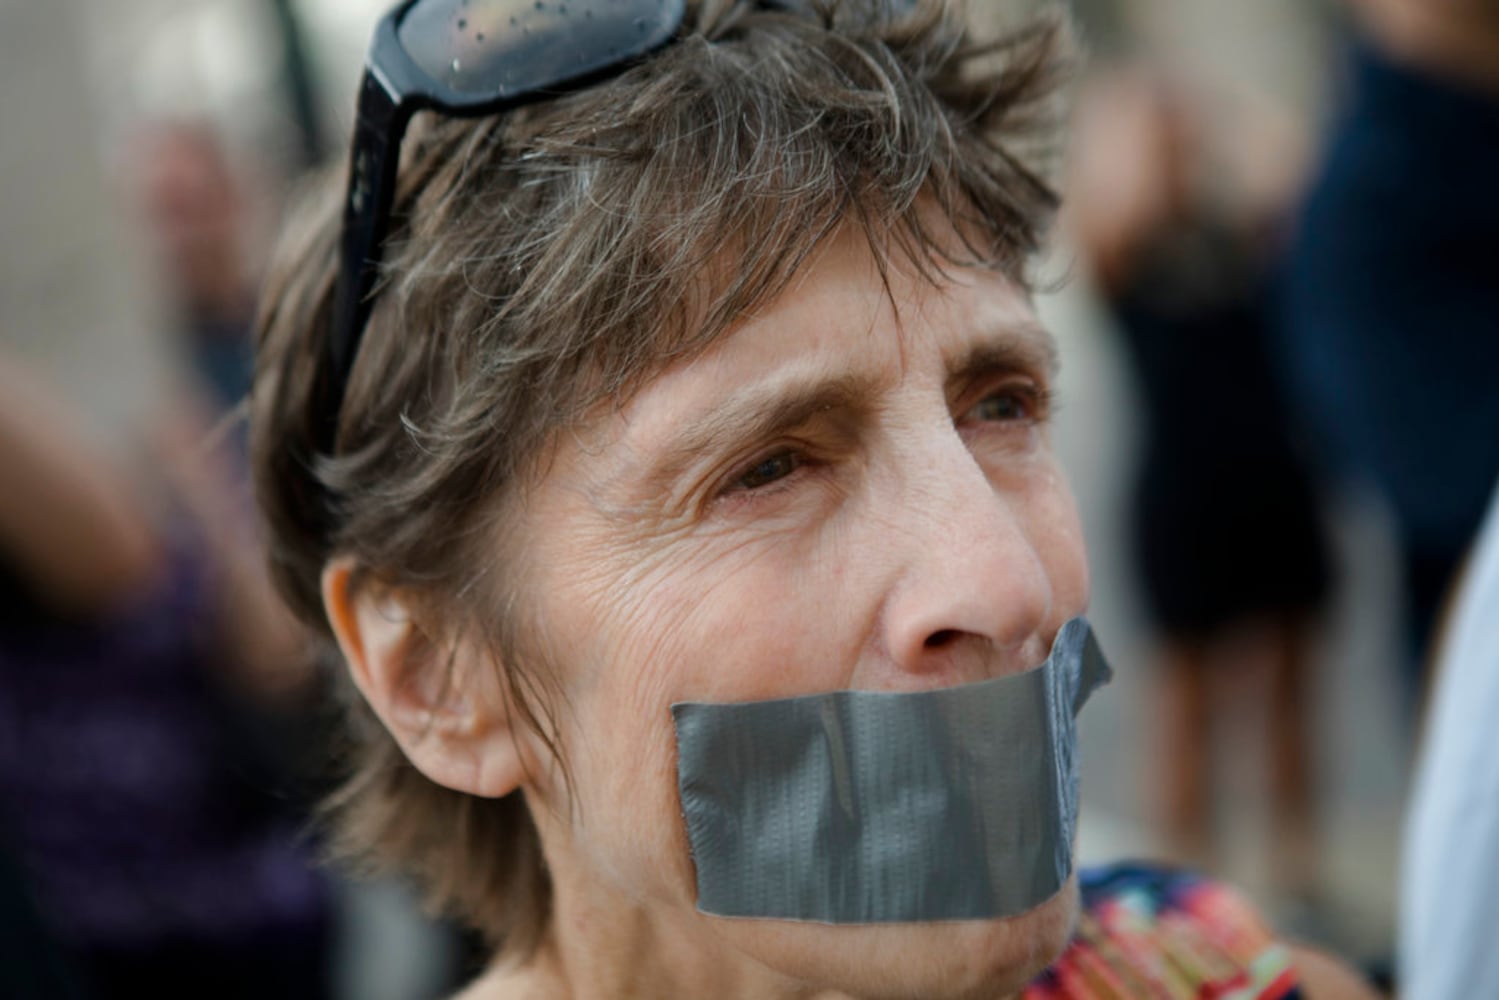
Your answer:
[638,372,881,497]
[946,322,1060,391]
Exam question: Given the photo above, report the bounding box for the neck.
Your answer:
[462,873,1030,1000]
[474,870,836,1000]
[462,795,1046,1000]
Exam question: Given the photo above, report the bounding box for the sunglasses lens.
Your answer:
[397,0,686,96]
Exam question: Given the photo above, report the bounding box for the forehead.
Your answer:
[610,227,1053,441]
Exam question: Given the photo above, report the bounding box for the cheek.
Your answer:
[1023,461,1090,614]
[578,524,852,707]
[537,532,844,901]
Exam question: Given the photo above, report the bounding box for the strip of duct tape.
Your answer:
[671,617,1111,923]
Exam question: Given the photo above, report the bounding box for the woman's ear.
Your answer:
[321,557,529,798]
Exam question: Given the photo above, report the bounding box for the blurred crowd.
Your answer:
[0,0,1495,997]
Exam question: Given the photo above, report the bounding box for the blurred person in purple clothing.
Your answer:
[0,352,334,998]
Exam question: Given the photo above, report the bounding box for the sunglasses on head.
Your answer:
[322,0,689,454]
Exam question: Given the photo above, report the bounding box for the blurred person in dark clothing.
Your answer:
[1291,2,1499,992]
[0,354,333,999]
[1069,71,1333,894]
[1280,0,1499,692]
[0,839,87,999]
[130,122,260,411]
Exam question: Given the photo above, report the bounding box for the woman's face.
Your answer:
[510,225,1090,997]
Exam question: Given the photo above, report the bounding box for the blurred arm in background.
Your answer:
[1345,0,1499,92]
[0,349,308,706]
[152,394,312,708]
[0,356,161,617]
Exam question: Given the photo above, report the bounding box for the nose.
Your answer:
[877,437,1052,683]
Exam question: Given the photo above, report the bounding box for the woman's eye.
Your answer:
[731,451,802,492]
[967,386,1043,423]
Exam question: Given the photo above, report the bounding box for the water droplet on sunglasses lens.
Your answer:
[535,0,545,9]
[452,58,462,73]
[509,15,518,25]
[476,31,486,42]
[457,18,467,29]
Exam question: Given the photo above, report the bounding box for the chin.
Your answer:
[707,875,1080,1000]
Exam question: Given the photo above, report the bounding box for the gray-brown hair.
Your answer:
[252,0,1071,957]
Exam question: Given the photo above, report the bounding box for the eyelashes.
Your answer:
[960,381,1054,426]
[715,446,816,506]
[731,451,805,492]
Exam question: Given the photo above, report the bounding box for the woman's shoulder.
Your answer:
[1024,862,1303,999]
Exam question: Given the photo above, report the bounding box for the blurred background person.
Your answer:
[1,1,484,993]
[1288,2,1499,995]
[0,353,333,998]
[1279,0,1499,698]
[1067,69,1333,900]
[128,122,260,415]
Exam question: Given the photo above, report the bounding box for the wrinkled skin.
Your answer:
[496,225,1092,999]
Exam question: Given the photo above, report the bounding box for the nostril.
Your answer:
[924,629,960,649]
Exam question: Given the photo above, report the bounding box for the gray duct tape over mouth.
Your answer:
[671,617,1111,924]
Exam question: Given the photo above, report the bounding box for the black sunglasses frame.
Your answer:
[321,0,689,454]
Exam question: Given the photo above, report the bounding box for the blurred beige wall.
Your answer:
[0,0,1336,449]
[1123,0,1334,116]
[0,1,173,447]
[0,0,324,448]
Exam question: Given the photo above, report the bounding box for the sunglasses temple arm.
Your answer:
[322,72,412,453]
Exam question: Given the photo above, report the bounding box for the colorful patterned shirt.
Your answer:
[1026,864,1301,998]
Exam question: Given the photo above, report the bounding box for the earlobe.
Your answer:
[321,558,530,799]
